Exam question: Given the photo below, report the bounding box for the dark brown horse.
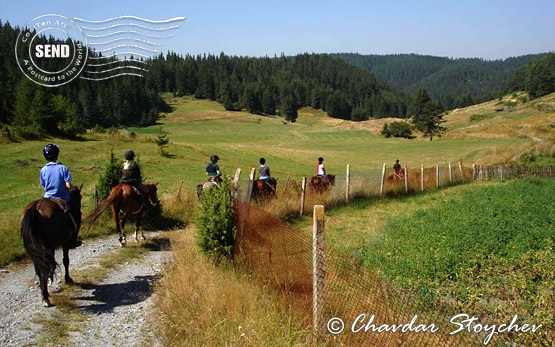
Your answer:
[252,178,277,202]
[86,183,158,246]
[20,185,82,307]
[309,174,336,194]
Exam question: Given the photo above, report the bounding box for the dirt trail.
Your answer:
[0,231,172,347]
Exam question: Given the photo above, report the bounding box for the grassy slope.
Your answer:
[0,92,553,265]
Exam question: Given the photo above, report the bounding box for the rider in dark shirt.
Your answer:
[206,155,222,183]
[119,150,152,204]
[258,158,271,180]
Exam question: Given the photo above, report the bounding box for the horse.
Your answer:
[309,174,336,194]
[252,178,277,202]
[196,177,220,199]
[85,183,158,246]
[387,169,405,185]
[20,185,83,307]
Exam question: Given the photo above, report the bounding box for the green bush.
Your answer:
[469,113,495,123]
[381,121,413,138]
[97,149,120,199]
[196,181,236,261]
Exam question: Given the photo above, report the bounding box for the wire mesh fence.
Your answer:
[230,163,555,346]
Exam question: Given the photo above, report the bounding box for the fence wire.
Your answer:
[231,164,555,346]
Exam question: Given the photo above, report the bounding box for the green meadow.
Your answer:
[0,93,549,266]
[2,93,554,345]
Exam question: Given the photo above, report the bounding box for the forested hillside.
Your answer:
[334,53,547,109]
[1,19,553,141]
[148,52,411,121]
[0,21,170,139]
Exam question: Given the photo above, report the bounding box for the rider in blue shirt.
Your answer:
[40,144,81,248]
[40,144,73,202]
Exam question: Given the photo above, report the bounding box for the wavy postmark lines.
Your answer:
[15,14,89,87]
[74,15,185,81]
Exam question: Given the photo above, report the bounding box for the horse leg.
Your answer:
[34,263,52,307]
[112,202,127,247]
[62,246,73,284]
[119,213,128,247]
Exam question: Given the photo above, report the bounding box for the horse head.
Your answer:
[69,184,83,223]
[145,182,158,206]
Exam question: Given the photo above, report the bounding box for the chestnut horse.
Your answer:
[387,169,405,185]
[309,175,336,194]
[86,183,157,246]
[20,185,82,307]
[252,178,277,202]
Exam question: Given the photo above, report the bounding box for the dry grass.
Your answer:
[153,228,310,346]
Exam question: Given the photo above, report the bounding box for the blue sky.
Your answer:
[2,0,554,60]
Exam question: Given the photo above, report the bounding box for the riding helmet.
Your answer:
[43,144,60,161]
[210,155,219,163]
[125,150,135,160]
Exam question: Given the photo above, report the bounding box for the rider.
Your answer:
[206,155,222,183]
[316,157,328,181]
[258,157,276,193]
[393,159,403,177]
[119,150,152,205]
[40,144,82,248]
[258,157,271,180]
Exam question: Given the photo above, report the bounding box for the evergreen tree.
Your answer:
[97,149,120,199]
[410,89,446,141]
[280,93,298,122]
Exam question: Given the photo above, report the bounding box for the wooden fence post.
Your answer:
[380,163,386,197]
[436,165,440,188]
[232,168,241,200]
[421,164,424,192]
[246,168,256,203]
[459,162,464,182]
[345,164,350,203]
[448,163,453,185]
[313,205,325,342]
[300,177,307,216]
[176,180,183,201]
[404,165,408,193]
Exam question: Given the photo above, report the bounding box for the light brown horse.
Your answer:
[309,175,336,194]
[387,169,405,185]
[20,185,82,307]
[86,183,158,246]
[252,178,277,202]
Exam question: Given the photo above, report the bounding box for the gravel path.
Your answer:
[0,231,172,347]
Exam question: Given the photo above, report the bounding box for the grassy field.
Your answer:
[2,92,555,345]
[1,92,554,264]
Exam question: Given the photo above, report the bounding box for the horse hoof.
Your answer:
[43,300,52,307]
[65,277,74,284]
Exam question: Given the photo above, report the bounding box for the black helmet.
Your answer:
[125,150,135,160]
[210,155,219,163]
[259,157,266,165]
[43,144,60,161]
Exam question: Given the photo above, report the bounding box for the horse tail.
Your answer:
[20,201,56,280]
[84,186,119,230]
